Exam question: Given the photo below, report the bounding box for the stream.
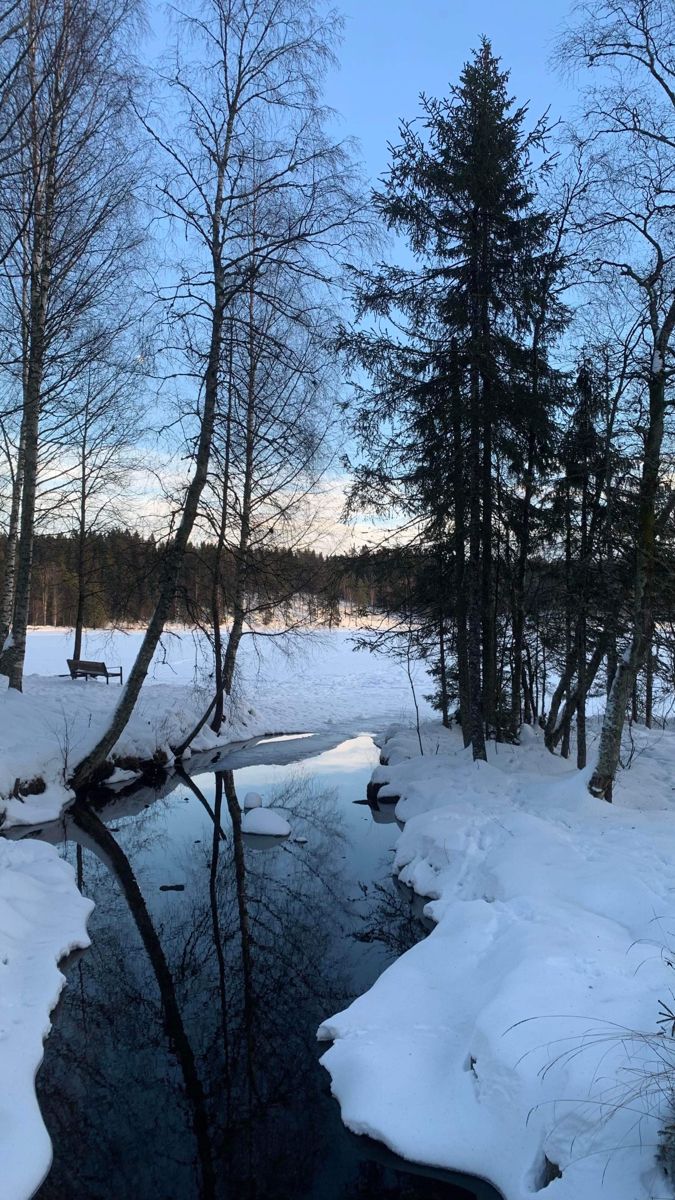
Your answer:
[12,731,502,1200]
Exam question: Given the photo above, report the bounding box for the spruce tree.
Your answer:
[345,39,564,759]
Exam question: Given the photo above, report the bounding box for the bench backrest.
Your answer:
[67,659,108,673]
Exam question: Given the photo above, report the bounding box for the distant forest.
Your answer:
[14,527,675,744]
[1,530,393,629]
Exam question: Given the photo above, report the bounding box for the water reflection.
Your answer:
[14,738,499,1199]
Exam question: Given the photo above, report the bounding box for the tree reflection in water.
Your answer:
[30,756,491,1200]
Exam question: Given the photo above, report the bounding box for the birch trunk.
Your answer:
[589,364,665,800]
[69,163,229,790]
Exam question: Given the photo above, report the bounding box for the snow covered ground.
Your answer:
[0,839,92,1200]
[0,625,434,827]
[0,625,432,1200]
[319,722,675,1200]
[8,626,675,1200]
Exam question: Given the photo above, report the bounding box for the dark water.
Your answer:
[13,732,501,1200]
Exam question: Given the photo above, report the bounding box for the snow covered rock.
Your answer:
[241,808,291,837]
[243,790,263,810]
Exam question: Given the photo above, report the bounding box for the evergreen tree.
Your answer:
[345,39,565,759]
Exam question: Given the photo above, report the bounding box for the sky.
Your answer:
[142,0,584,551]
[312,0,581,547]
[321,0,578,192]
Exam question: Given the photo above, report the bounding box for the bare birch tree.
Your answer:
[559,0,675,798]
[0,0,143,687]
[69,0,366,790]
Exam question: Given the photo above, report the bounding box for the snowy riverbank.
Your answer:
[9,627,675,1199]
[0,626,434,827]
[0,626,434,1200]
[0,839,92,1199]
[319,722,675,1200]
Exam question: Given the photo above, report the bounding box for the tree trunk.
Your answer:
[0,180,32,670]
[72,396,90,661]
[6,9,57,691]
[8,307,46,690]
[589,364,665,800]
[69,184,230,790]
[576,615,587,770]
[210,350,233,732]
[544,646,577,751]
[219,256,257,705]
[511,428,537,733]
[606,641,617,696]
[450,343,471,746]
[71,803,215,1196]
[481,404,496,736]
[645,644,654,729]
[0,419,27,668]
[468,356,486,761]
[551,634,606,752]
[438,607,450,728]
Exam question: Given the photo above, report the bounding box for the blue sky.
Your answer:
[322,0,577,187]
[141,0,584,545]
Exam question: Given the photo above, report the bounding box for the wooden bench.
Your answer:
[67,658,123,685]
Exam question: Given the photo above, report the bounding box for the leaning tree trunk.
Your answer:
[210,368,233,732]
[69,205,229,791]
[544,646,577,751]
[72,803,216,1196]
[219,260,257,705]
[588,364,665,800]
[550,634,606,752]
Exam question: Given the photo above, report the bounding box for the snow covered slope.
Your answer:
[319,723,675,1200]
[0,839,92,1199]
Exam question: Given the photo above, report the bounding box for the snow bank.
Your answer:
[319,723,675,1200]
[244,791,263,809]
[0,838,92,1199]
[0,673,224,827]
[0,627,433,827]
[241,808,291,837]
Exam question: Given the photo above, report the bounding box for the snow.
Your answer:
[319,721,675,1200]
[0,839,92,1200]
[241,807,291,837]
[243,790,263,809]
[0,621,423,1200]
[10,626,675,1199]
[0,626,434,827]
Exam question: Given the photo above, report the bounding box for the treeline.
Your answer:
[0,531,401,629]
[344,15,675,800]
